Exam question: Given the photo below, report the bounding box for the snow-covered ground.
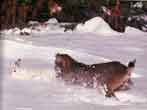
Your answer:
[1,17,147,110]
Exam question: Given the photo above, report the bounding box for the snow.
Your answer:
[125,26,146,35]
[21,28,32,34]
[46,18,58,24]
[1,17,146,37]
[75,17,121,36]
[1,17,147,110]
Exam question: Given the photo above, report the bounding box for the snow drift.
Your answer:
[1,17,146,38]
[75,17,121,36]
[125,26,146,35]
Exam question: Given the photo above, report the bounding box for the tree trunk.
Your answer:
[0,0,16,30]
[17,3,30,25]
[32,0,46,19]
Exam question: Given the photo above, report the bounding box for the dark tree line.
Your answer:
[1,0,17,29]
[1,0,146,32]
[0,0,56,30]
[1,0,31,30]
[0,0,110,30]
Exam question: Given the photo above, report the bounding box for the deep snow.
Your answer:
[1,17,147,110]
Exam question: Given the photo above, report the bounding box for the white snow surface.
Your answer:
[75,17,122,36]
[1,17,147,110]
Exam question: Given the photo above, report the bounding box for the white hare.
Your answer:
[10,58,55,81]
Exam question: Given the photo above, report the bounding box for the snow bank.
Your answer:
[28,18,65,34]
[1,17,122,37]
[21,28,32,34]
[46,18,58,24]
[125,26,146,35]
[1,17,146,38]
[1,28,21,35]
[1,18,65,38]
[76,17,121,36]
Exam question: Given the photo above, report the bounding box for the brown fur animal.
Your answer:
[88,60,136,97]
[55,53,89,83]
[54,53,136,98]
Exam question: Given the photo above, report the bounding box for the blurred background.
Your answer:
[0,0,147,31]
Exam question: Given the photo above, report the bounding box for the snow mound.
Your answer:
[46,18,58,24]
[125,26,146,35]
[1,18,64,37]
[1,28,20,35]
[30,18,64,34]
[21,28,31,34]
[76,17,121,36]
